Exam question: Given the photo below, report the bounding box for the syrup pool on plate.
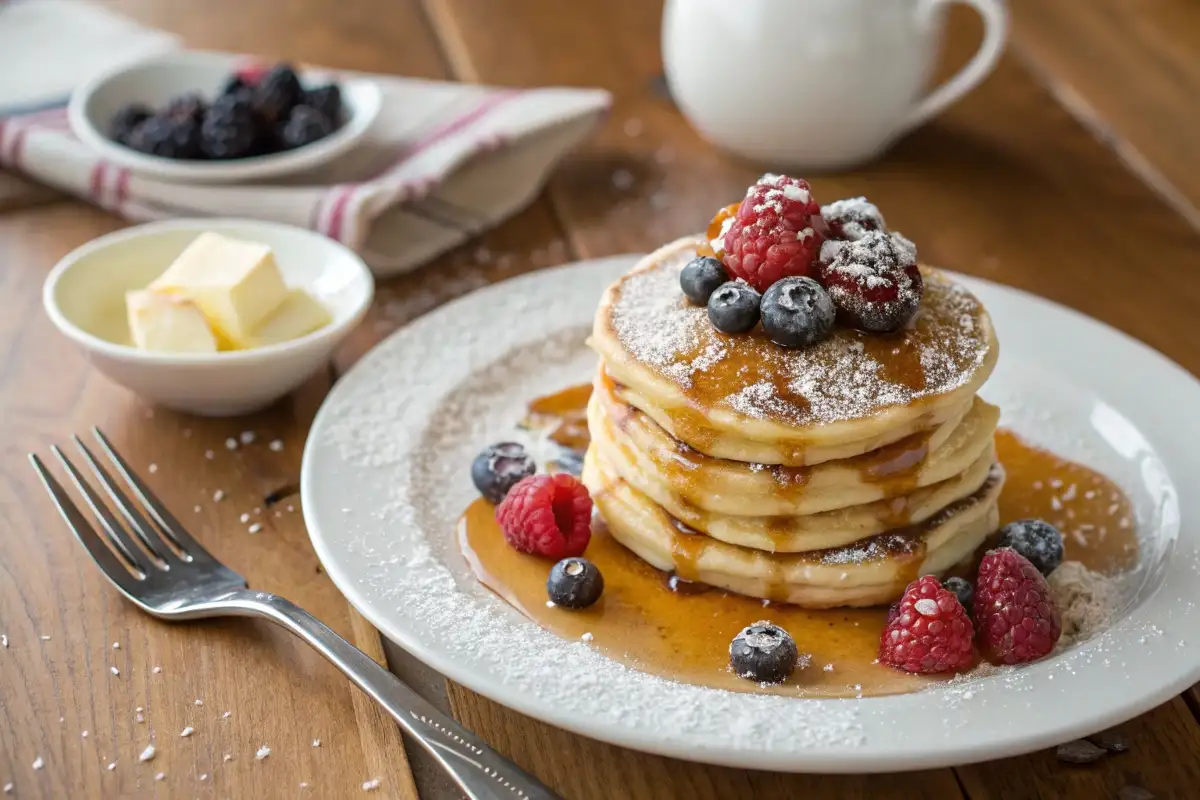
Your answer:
[458,385,1138,698]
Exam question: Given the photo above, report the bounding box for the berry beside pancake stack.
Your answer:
[583,176,1002,608]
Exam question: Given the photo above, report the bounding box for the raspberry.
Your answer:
[974,548,1062,665]
[495,474,592,559]
[879,576,974,674]
[819,231,923,333]
[721,174,826,292]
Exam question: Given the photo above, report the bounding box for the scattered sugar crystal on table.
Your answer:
[148,463,158,474]
[362,778,381,792]
[240,431,256,445]
[153,666,162,674]
[154,772,164,781]
[32,756,43,770]
[106,763,116,771]
[225,438,238,450]
[223,754,232,763]
[269,440,284,452]
[39,635,50,641]
[110,666,120,676]
[248,523,263,534]
[139,744,156,762]
[255,746,271,761]
[311,739,321,747]
[180,727,194,738]
[212,490,225,502]
[205,450,215,460]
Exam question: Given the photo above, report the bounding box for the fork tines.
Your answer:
[29,428,226,595]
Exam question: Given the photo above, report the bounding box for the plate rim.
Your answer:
[301,255,1200,773]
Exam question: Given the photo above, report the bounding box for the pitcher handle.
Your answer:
[901,0,1009,132]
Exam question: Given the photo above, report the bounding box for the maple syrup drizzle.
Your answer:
[458,385,1139,698]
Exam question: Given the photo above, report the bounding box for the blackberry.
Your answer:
[546,558,604,609]
[706,281,761,334]
[254,63,304,124]
[304,84,343,126]
[126,115,203,159]
[943,577,974,613]
[220,75,250,98]
[679,256,728,305]
[759,276,835,348]
[996,519,1064,576]
[200,94,262,160]
[280,105,334,150]
[163,93,207,124]
[110,104,153,145]
[729,621,799,683]
[470,442,535,504]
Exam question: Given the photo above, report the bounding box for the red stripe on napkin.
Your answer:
[321,91,522,243]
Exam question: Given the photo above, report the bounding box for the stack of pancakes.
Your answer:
[582,238,1003,608]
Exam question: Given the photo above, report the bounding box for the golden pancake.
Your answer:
[591,236,998,466]
[592,366,999,519]
[583,447,1004,608]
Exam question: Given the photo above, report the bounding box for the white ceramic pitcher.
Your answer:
[662,0,1009,169]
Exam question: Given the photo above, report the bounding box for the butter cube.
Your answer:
[126,290,218,354]
[151,232,287,346]
[242,289,332,349]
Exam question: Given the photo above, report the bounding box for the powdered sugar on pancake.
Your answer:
[607,247,992,428]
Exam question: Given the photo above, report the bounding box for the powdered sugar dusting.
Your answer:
[608,249,991,427]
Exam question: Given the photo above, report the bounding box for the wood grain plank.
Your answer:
[446,683,965,800]
[958,698,1200,800]
[1010,0,1200,229]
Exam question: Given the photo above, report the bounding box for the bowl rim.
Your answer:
[43,217,375,365]
[67,49,382,183]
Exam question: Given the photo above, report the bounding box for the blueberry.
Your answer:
[760,276,835,348]
[706,281,760,334]
[471,442,535,504]
[996,519,1064,576]
[547,557,604,608]
[680,256,728,305]
[943,577,974,612]
[729,621,799,683]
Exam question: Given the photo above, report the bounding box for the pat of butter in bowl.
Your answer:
[127,232,331,353]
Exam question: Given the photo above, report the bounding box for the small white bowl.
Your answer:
[44,218,374,417]
[69,51,382,184]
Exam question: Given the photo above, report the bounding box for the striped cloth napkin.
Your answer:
[0,1,610,276]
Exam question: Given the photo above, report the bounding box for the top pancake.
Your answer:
[592,237,998,465]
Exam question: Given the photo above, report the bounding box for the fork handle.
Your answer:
[230,590,560,800]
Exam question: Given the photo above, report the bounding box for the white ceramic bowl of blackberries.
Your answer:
[68,51,383,184]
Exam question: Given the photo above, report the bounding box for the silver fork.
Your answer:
[30,429,559,800]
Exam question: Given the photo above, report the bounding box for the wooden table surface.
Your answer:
[2,1,1199,798]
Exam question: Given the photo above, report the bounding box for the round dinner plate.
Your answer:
[301,256,1200,773]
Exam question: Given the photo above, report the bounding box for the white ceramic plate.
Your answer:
[301,256,1200,773]
[69,50,382,184]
